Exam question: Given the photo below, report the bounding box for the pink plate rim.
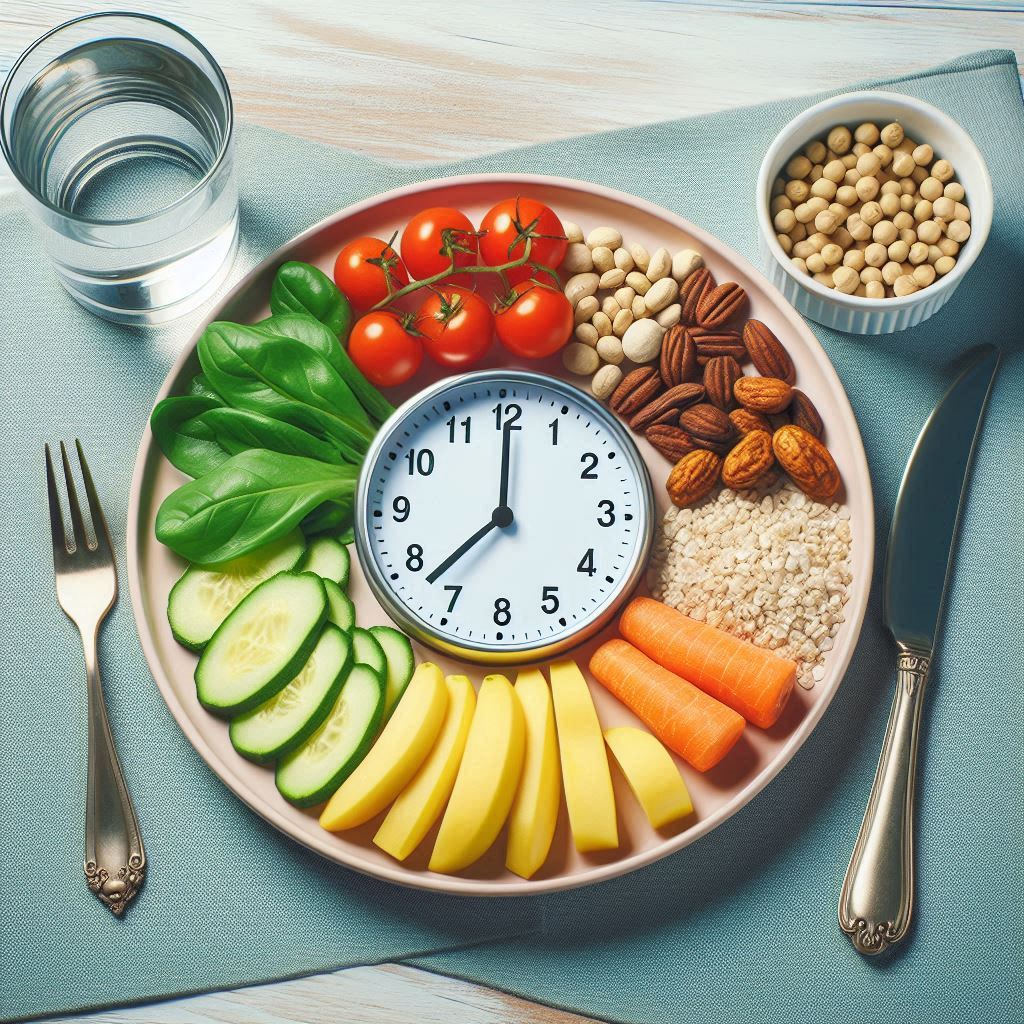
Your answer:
[126,172,874,896]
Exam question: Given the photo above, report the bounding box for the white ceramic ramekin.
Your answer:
[757,91,993,334]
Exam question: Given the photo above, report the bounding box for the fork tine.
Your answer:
[60,440,90,551]
[75,440,113,556]
[44,444,70,558]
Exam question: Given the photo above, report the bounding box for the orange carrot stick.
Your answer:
[619,597,796,729]
[589,640,744,772]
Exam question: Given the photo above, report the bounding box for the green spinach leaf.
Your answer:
[187,374,224,402]
[198,323,372,458]
[156,449,356,564]
[255,314,394,425]
[150,396,232,478]
[203,406,345,464]
[301,501,353,537]
[270,261,352,340]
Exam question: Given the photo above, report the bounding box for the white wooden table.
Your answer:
[3,2,1019,1022]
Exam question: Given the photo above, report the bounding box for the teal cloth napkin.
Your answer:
[2,47,1021,1024]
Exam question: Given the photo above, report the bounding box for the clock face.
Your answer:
[355,370,653,663]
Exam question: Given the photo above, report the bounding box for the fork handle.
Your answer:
[838,646,931,955]
[81,626,146,916]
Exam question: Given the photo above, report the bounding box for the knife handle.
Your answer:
[838,645,932,955]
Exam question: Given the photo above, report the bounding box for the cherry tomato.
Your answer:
[479,197,567,284]
[401,207,478,285]
[333,236,408,309]
[348,312,422,388]
[493,281,573,359]
[417,286,493,368]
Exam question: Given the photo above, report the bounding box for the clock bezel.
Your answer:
[354,368,654,665]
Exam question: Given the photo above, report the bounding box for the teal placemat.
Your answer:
[2,47,1021,1024]
[404,49,1024,1023]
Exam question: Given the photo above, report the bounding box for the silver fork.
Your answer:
[45,440,145,916]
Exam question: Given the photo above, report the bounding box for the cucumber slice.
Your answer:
[195,572,327,717]
[275,664,385,807]
[167,530,306,651]
[352,627,386,678]
[369,626,415,718]
[301,537,350,588]
[229,625,352,764]
[323,579,355,633]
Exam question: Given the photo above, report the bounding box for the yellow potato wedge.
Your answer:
[319,662,448,831]
[373,675,477,861]
[505,668,561,880]
[549,659,618,852]
[604,726,694,828]
[429,674,525,874]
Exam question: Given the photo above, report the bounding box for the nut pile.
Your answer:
[649,481,853,689]
[558,221,706,399]
[602,278,842,508]
[772,120,971,297]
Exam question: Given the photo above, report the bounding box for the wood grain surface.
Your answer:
[5,2,1019,1022]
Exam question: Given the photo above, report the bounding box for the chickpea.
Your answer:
[804,139,827,163]
[846,213,872,241]
[786,179,811,203]
[833,226,855,250]
[855,152,881,177]
[864,242,888,267]
[899,227,918,247]
[908,241,929,265]
[860,266,883,283]
[947,219,971,243]
[927,244,943,264]
[865,280,885,299]
[843,247,866,271]
[879,192,901,218]
[881,261,903,285]
[900,177,917,196]
[943,181,965,201]
[821,242,844,266]
[807,232,830,251]
[919,177,943,202]
[900,193,916,212]
[806,252,827,274]
[807,196,829,215]
[932,196,956,220]
[855,175,880,202]
[809,163,824,181]
[786,154,813,179]
[872,143,893,167]
[791,257,809,275]
[893,210,914,231]
[811,177,838,200]
[774,208,797,233]
[938,237,960,257]
[880,122,904,148]
[913,263,936,288]
[792,240,816,260]
[891,150,915,177]
[914,199,934,222]
[823,159,846,183]
[935,255,957,275]
[832,265,859,293]
[954,202,971,223]
[790,221,808,242]
[857,200,882,226]
[887,239,910,263]
[842,153,859,169]
[917,219,942,244]
[836,184,859,207]
[813,270,835,288]
[931,159,954,182]
[771,194,793,215]
[873,219,898,245]
[777,233,793,254]
[844,168,862,186]
[880,179,902,196]
[815,210,839,234]
[794,202,815,224]
[912,166,929,185]
[827,125,853,154]
[852,141,871,157]
[855,122,880,145]
[893,275,919,296]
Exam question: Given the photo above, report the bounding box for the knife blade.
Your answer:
[884,344,1001,652]
[839,345,1000,956]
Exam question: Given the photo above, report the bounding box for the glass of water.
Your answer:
[0,12,238,325]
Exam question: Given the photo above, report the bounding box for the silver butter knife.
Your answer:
[838,345,1000,955]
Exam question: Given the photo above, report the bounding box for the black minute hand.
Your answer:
[498,423,513,510]
[426,518,499,584]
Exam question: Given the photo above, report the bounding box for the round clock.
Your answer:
[355,369,654,664]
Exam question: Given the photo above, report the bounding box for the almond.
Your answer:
[609,366,661,415]
[790,388,825,439]
[629,382,705,430]
[678,402,737,448]
[734,375,793,414]
[742,320,795,384]
[703,356,743,411]
[688,327,746,364]
[645,424,697,461]
[772,425,841,503]
[721,430,775,489]
[696,281,748,327]
[679,267,716,324]
[666,449,722,507]
[659,324,698,388]
[729,407,773,435]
